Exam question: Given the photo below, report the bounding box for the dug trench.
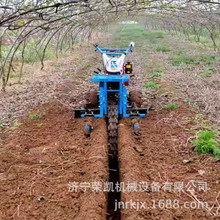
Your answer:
[0,100,219,220]
[106,105,121,220]
[107,140,121,220]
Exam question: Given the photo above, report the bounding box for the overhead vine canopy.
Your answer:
[0,0,219,90]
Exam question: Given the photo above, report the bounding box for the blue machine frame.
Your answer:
[74,45,147,119]
[95,45,132,56]
[81,74,132,118]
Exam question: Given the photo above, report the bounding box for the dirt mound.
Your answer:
[129,90,143,108]
[85,89,99,108]
[118,104,220,220]
[0,101,108,220]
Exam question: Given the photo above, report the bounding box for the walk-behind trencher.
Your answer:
[74,42,147,156]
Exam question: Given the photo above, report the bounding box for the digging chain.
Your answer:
[107,105,118,156]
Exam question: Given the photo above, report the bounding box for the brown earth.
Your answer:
[0,28,220,220]
[118,104,220,220]
[0,101,108,220]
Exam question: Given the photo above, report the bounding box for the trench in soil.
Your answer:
[107,118,121,220]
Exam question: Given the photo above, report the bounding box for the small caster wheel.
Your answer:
[84,118,94,137]
[132,119,141,136]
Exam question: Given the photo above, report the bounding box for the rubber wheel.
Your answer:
[129,90,143,108]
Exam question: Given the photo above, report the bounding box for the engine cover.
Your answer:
[102,53,125,74]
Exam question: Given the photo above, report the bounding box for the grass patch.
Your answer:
[153,70,164,78]
[193,114,214,131]
[182,99,189,103]
[156,45,170,52]
[163,103,178,110]
[13,121,22,127]
[113,24,166,47]
[193,130,220,159]
[177,50,184,56]
[36,123,44,127]
[170,56,199,66]
[198,55,215,65]
[170,54,216,66]
[10,74,19,79]
[2,40,57,64]
[0,121,5,128]
[65,73,72,77]
[24,43,56,63]
[144,81,160,88]
[114,24,147,42]
[29,113,43,120]
[189,35,220,48]
[202,67,214,77]
[195,114,203,121]
[144,31,165,44]
[83,62,92,68]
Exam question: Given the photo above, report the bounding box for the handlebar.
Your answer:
[94,43,134,56]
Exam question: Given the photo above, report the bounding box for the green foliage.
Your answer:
[189,33,220,48]
[170,54,215,66]
[13,121,22,127]
[163,103,178,110]
[164,3,174,9]
[78,19,84,25]
[113,24,165,47]
[182,99,189,103]
[1,45,10,61]
[23,40,56,63]
[195,114,203,121]
[29,113,42,119]
[170,26,220,49]
[193,130,220,158]
[144,81,160,88]
[193,114,214,131]
[10,74,19,79]
[114,24,147,42]
[198,55,215,65]
[0,122,5,128]
[177,50,184,56]
[36,123,44,127]
[145,30,165,43]
[83,62,92,68]
[152,69,164,78]
[170,56,199,66]
[2,40,56,64]
[153,72,163,78]
[156,45,170,52]
[189,35,210,44]
[202,67,214,77]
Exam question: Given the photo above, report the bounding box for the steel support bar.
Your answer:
[122,86,129,117]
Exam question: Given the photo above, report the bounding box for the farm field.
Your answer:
[0,23,219,219]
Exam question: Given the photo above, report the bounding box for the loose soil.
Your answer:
[118,104,220,220]
[0,27,220,220]
[0,101,108,220]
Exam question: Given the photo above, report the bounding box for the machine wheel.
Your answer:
[85,90,98,108]
[129,90,143,108]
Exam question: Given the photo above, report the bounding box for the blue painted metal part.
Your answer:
[89,74,130,118]
[133,123,140,130]
[85,123,92,132]
[91,74,129,83]
[99,48,128,52]
[95,45,132,56]
[106,53,125,56]
[79,74,147,118]
[76,45,147,119]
